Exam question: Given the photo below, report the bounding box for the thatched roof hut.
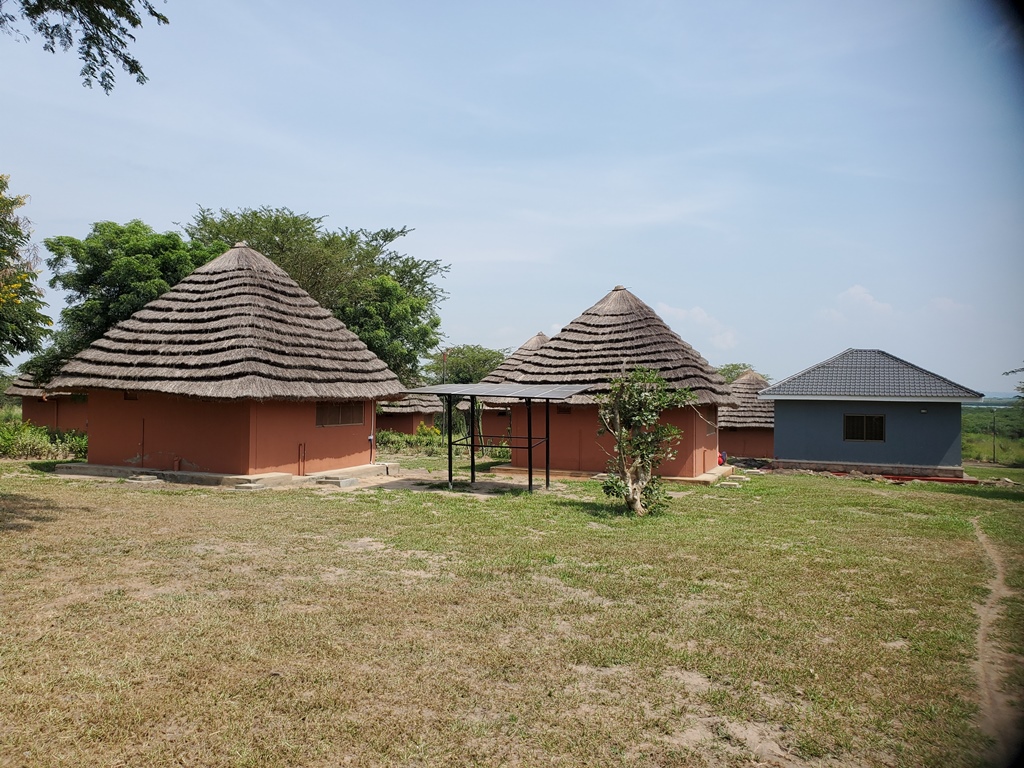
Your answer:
[4,373,89,434]
[718,370,774,428]
[485,287,735,406]
[46,243,402,402]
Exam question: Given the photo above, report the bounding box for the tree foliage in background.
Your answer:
[0,174,50,367]
[184,206,448,384]
[24,220,219,381]
[1005,362,1024,400]
[714,362,771,384]
[422,344,508,385]
[597,367,696,516]
[0,0,168,92]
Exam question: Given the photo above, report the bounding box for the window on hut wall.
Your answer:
[316,402,364,427]
[556,404,572,415]
[844,413,885,442]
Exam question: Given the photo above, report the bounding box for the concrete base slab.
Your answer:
[484,463,735,486]
[771,459,965,478]
[55,462,397,489]
[485,464,598,480]
[663,464,735,486]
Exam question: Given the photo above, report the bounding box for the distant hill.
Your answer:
[964,395,1019,408]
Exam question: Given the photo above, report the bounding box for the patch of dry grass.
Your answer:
[1,463,1021,767]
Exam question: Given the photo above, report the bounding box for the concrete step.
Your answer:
[315,477,359,488]
[231,481,268,492]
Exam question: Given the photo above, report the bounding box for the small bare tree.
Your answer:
[597,367,696,515]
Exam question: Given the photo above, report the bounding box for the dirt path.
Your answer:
[972,517,1023,767]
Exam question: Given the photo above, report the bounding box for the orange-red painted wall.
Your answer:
[481,410,511,444]
[251,399,374,475]
[719,428,774,460]
[377,412,433,434]
[508,404,720,478]
[86,391,374,475]
[21,396,89,434]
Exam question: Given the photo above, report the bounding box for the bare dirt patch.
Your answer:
[971,517,1024,765]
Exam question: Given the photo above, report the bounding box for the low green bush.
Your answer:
[376,428,449,456]
[375,428,510,459]
[0,421,87,460]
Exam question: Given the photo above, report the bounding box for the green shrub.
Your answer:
[0,421,87,460]
[415,421,441,438]
[1,403,22,426]
[376,428,462,457]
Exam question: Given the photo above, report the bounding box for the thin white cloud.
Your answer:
[656,303,738,351]
[928,296,971,315]
[837,284,893,316]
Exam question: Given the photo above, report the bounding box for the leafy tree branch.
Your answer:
[0,174,49,367]
[0,0,169,92]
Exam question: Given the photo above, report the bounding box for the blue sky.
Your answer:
[3,1,1023,393]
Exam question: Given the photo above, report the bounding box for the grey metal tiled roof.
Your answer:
[759,349,983,401]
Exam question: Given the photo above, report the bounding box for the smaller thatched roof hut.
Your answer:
[718,369,774,459]
[377,392,444,435]
[718,370,774,429]
[4,373,89,434]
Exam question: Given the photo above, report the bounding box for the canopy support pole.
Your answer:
[545,399,551,489]
[446,394,453,490]
[527,398,533,492]
[469,395,477,484]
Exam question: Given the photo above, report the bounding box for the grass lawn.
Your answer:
[1,459,1022,767]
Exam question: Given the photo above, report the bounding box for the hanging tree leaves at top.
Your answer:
[0,0,169,92]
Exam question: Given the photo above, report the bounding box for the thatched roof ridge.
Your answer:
[718,370,774,428]
[481,332,549,384]
[467,332,552,408]
[379,392,444,415]
[46,243,403,401]
[5,373,43,398]
[486,287,735,407]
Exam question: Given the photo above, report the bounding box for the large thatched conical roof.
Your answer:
[46,243,403,401]
[718,369,774,428]
[486,287,735,406]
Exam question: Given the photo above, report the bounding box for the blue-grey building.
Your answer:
[759,349,983,477]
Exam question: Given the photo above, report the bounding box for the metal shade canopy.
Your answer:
[404,383,592,400]
[399,383,595,491]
